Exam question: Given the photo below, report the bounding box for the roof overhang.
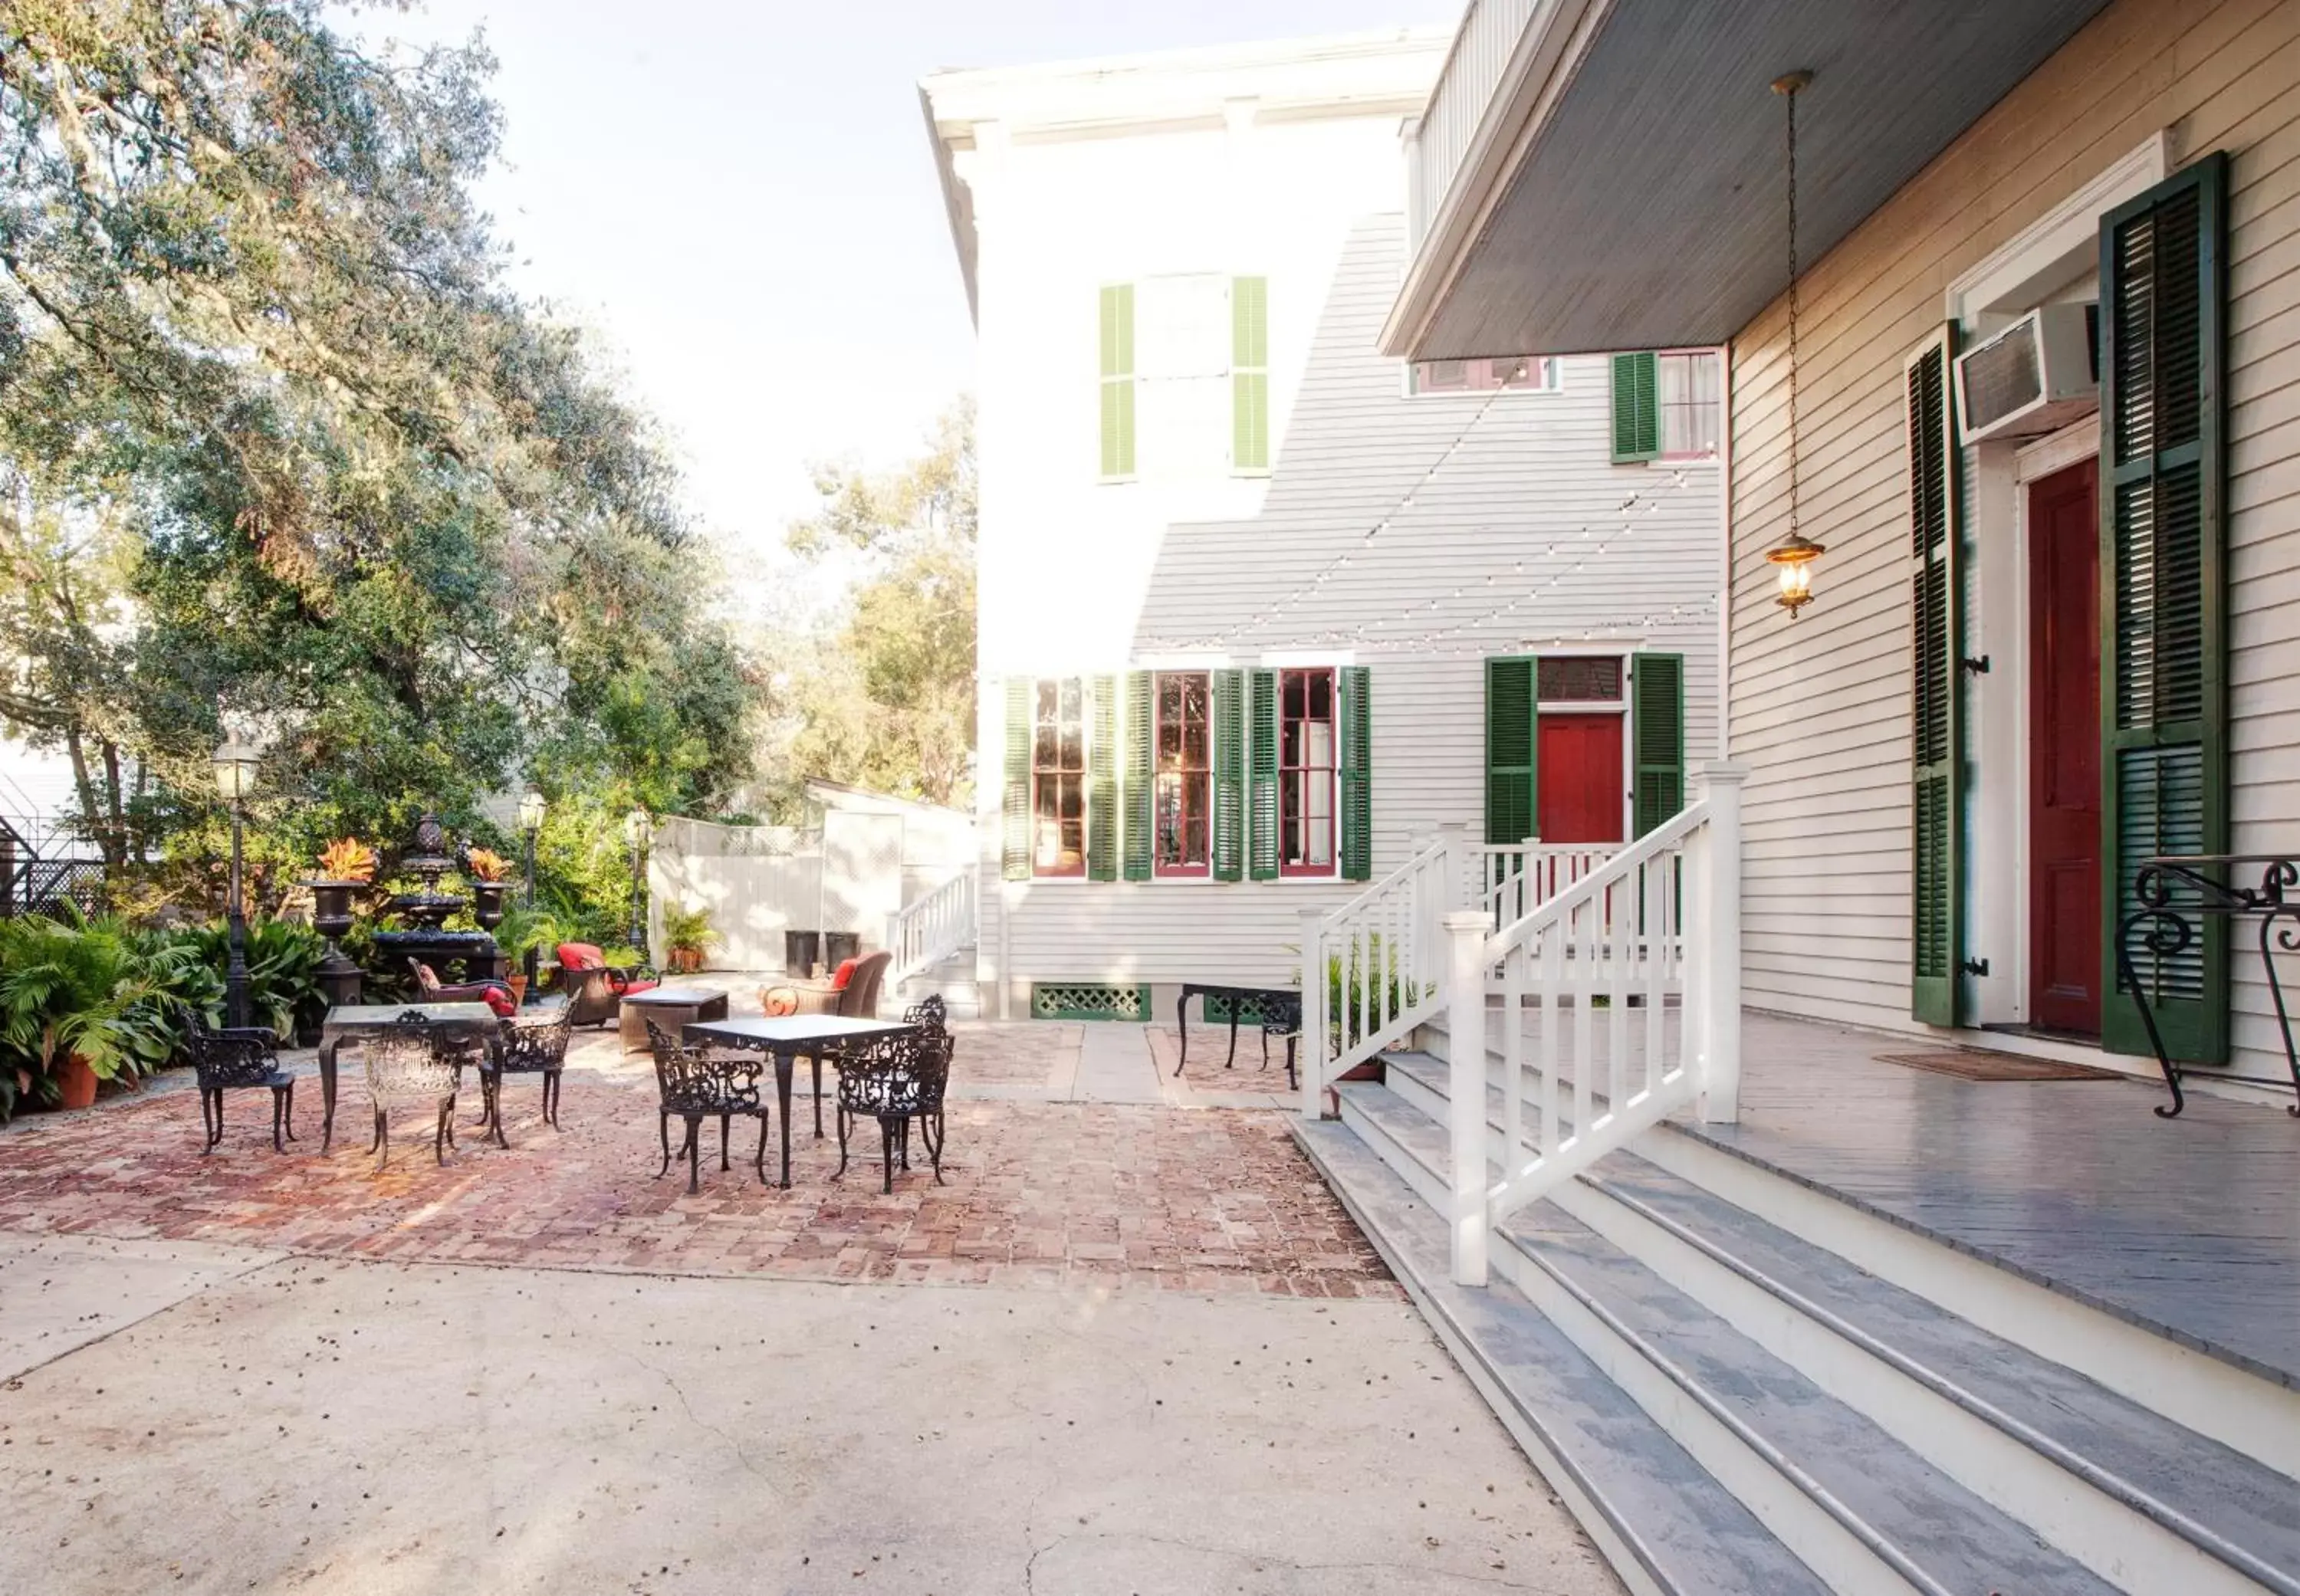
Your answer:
[921,30,1451,327]
[1385,0,2118,360]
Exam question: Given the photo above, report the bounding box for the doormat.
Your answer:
[1874,1049,2124,1082]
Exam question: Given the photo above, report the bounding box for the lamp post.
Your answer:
[623,808,651,959]
[211,741,261,1030]
[518,790,546,908]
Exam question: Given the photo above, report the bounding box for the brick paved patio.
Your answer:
[0,1055,1398,1300]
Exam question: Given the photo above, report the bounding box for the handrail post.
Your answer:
[1444,909,1490,1286]
[1300,906,1327,1118]
[1436,820,1470,912]
[1694,763,1748,1125]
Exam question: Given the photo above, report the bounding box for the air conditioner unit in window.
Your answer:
[1955,303,2098,445]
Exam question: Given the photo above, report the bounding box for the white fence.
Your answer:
[649,797,976,974]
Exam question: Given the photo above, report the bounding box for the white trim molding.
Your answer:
[1945,133,2169,332]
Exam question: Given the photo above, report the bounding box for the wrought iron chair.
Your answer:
[494,1001,576,1130]
[833,995,953,1194]
[186,1017,297,1154]
[646,1020,769,1194]
[359,1012,461,1174]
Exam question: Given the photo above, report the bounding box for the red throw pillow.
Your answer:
[481,987,517,1018]
[830,957,859,991]
[557,942,604,971]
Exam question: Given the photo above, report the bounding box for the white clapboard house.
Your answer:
[1270,2,2300,1594]
[918,31,1726,1024]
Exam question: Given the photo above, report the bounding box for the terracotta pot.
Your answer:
[669,947,702,974]
[507,974,529,1008]
[54,1053,98,1112]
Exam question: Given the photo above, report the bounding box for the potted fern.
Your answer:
[661,902,718,975]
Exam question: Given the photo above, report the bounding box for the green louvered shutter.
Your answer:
[1232,276,1270,473]
[1247,668,1280,880]
[1099,284,1135,478]
[1611,352,1660,463]
[1484,658,1536,845]
[1631,653,1685,837]
[1003,677,1032,881]
[1212,669,1244,882]
[2101,154,2229,1064]
[1086,674,1118,882]
[1122,671,1154,881]
[1339,665,1372,881]
[1909,327,1964,1027]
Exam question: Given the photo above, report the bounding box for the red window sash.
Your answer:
[1155,672,1211,878]
[1279,668,1337,877]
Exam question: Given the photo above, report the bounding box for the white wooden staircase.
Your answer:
[1290,767,2300,1596]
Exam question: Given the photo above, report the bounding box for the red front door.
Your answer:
[1537,714,1625,845]
[2029,458,2102,1035]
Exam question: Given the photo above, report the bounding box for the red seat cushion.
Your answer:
[619,978,658,997]
[481,987,518,1018]
[557,942,605,971]
[830,957,859,991]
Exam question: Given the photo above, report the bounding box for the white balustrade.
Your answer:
[886,868,976,987]
[1298,826,1463,1117]
[1442,764,1746,1286]
[1476,839,1614,928]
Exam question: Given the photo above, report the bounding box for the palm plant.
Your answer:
[0,917,179,1116]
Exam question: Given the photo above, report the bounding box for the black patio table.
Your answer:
[682,1015,917,1187]
[316,1002,506,1154]
[2119,853,2300,1118]
[1174,983,1303,1089]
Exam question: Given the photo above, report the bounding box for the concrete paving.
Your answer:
[0,1243,1621,1595]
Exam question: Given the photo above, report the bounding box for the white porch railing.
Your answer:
[1476,839,1614,928]
[886,867,975,987]
[1296,829,1461,1116]
[1441,764,1746,1286]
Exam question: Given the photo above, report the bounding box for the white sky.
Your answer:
[355,0,1466,592]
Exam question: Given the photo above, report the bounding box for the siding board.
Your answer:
[1727,0,2300,1075]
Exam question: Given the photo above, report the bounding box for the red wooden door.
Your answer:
[2029,458,2101,1035]
[1537,714,1625,845]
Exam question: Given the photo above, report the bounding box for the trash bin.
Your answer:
[784,930,821,977]
[823,931,861,969]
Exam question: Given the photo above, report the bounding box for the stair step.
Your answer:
[1336,1082,2145,1596]
[1293,1115,1833,1596]
[1584,1153,2300,1595]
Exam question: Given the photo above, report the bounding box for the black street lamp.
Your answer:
[623,808,651,957]
[211,741,261,1030]
[518,789,546,909]
[518,789,547,985]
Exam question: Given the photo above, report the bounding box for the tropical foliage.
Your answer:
[0,0,760,888]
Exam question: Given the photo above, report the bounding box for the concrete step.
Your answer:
[1339,1069,2300,1596]
[1336,1082,2132,1595]
[1291,1115,1832,1596]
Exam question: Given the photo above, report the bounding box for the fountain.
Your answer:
[368,813,506,985]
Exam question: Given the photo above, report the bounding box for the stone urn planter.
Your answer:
[300,879,369,1009]
[470,882,507,931]
[54,1053,98,1111]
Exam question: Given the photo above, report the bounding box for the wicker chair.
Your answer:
[760,949,891,1020]
[557,943,659,1028]
[186,1018,297,1154]
[646,1020,769,1194]
[359,1012,462,1174]
[834,994,953,1194]
[494,1001,577,1130]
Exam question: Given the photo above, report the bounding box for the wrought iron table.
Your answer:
[682,1015,917,1187]
[2118,854,2300,1118]
[316,1002,506,1153]
[1174,983,1303,1089]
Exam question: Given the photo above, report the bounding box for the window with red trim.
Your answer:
[1031,680,1086,877]
[1154,672,1211,876]
[1280,668,1336,875]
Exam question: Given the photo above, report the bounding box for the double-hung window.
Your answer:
[1153,672,1211,876]
[1278,668,1336,875]
[1031,680,1087,878]
[1612,350,1721,461]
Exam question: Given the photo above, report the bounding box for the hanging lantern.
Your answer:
[1766,531,1826,616]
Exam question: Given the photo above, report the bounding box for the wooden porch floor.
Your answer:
[1674,1013,2300,1391]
